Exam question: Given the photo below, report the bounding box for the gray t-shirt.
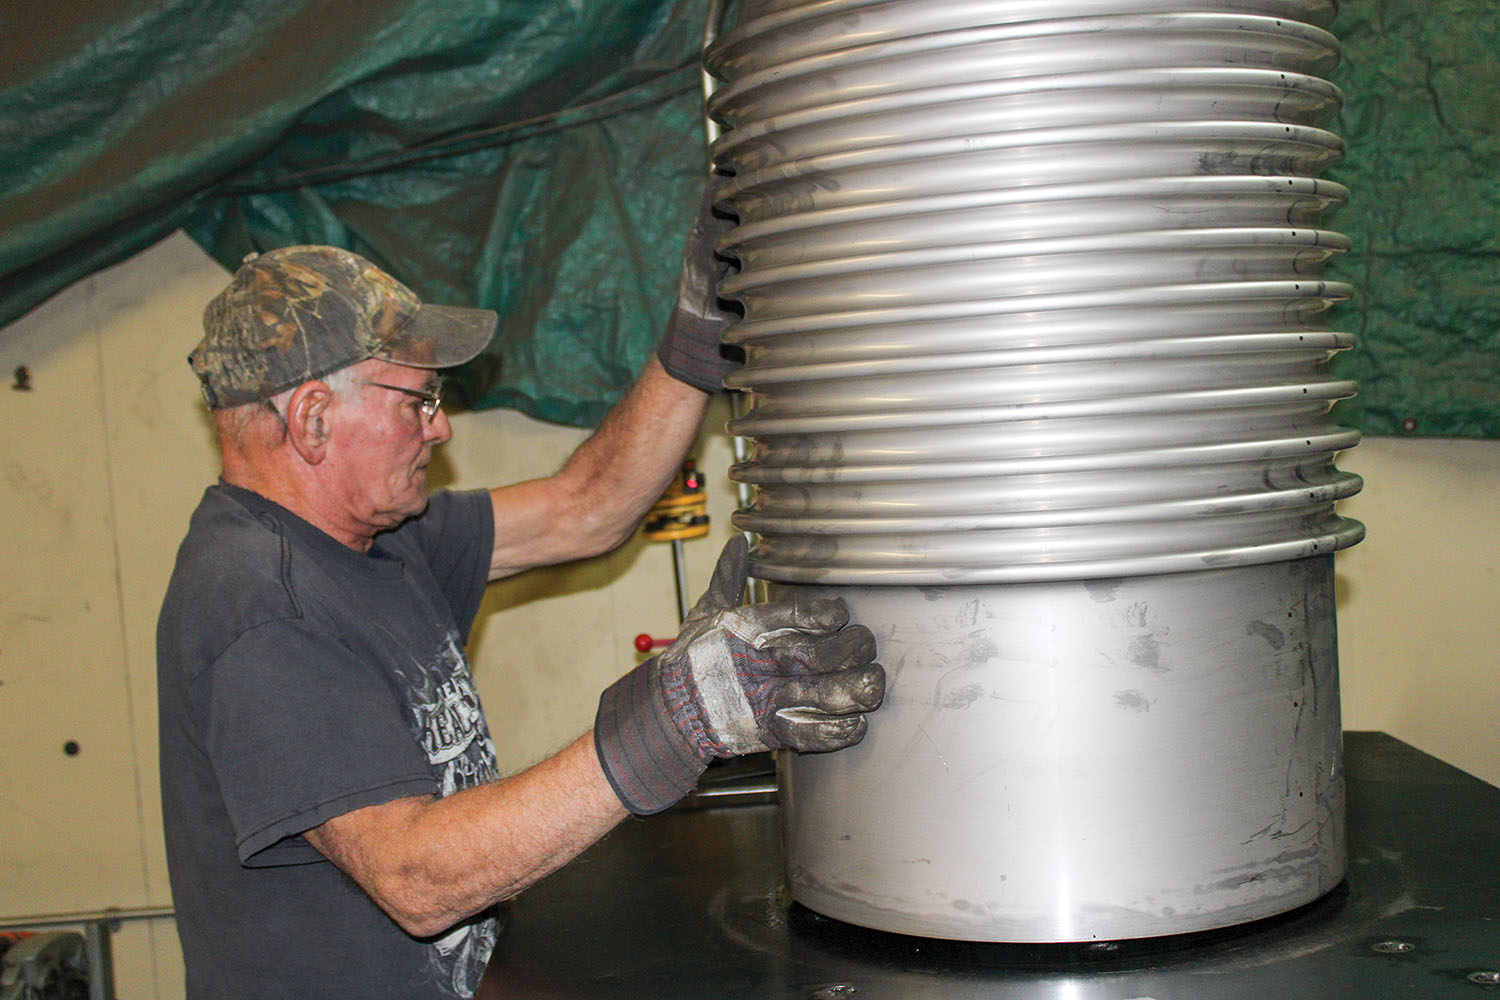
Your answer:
[158,483,498,998]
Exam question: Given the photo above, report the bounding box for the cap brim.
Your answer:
[380,303,498,369]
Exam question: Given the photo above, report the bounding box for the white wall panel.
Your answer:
[1337,436,1500,786]
[0,266,153,914]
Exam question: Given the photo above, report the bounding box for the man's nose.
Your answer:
[426,406,453,445]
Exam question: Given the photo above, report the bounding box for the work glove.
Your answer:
[656,176,741,392]
[594,536,885,815]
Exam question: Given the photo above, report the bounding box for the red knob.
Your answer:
[634,633,673,653]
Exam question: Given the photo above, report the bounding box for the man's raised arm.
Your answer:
[485,356,710,580]
[484,178,737,579]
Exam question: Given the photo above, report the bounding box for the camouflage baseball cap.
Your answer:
[190,245,497,409]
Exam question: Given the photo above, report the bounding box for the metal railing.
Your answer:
[1,906,174,1000]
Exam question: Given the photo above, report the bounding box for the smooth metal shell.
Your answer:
[706,0,1362,941]
[774,559,1345,941]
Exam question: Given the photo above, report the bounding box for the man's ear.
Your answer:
[285,381,335,465]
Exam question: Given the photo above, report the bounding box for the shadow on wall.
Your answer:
[1333,571,1357,612]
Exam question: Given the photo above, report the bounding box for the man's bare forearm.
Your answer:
[487,357,710,579]
[305,732,627,938]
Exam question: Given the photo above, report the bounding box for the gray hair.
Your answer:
[216,365,365,449]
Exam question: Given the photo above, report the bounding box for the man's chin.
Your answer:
[404,490,433,520]
[374,492,432,534]
[406,469,432,511]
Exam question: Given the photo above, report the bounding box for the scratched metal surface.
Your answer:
[700,0,1369,945]
[772,564,1345,941]
[477,733,1500,999]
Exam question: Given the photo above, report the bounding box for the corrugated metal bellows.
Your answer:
[706,0,1365,941]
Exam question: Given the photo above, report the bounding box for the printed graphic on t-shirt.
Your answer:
[394,632,501,998]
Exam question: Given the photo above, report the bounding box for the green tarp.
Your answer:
[1323,1,1500,438]
[2,0,1497,434]
[2,0,713,425]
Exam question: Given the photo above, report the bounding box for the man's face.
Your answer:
[326,358,452,534]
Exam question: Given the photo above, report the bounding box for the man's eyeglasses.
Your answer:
[363,380,444,422]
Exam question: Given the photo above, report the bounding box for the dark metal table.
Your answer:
[478,732,1500,998]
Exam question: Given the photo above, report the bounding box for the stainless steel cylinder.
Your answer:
[773,559,1345,940]
[706,0,1363,941]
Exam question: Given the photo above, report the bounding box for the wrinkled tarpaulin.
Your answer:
[1,0,1496,434]
[0,0,713,426]
[1326,1,1500,438]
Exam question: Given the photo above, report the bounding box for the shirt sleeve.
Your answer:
[394,488,494,637]
[193,617,440,866]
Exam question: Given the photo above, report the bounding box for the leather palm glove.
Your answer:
[595,536,885,815]
[656,177,741,392]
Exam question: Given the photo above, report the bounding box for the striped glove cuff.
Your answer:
[657,308,739,393]
[594,656,708,816]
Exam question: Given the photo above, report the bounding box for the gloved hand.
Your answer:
[656,176,741,392]
[594,536,885,815]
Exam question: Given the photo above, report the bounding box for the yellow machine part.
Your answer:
[643,460,710,541]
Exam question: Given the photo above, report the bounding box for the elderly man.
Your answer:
[156,241,884,999]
